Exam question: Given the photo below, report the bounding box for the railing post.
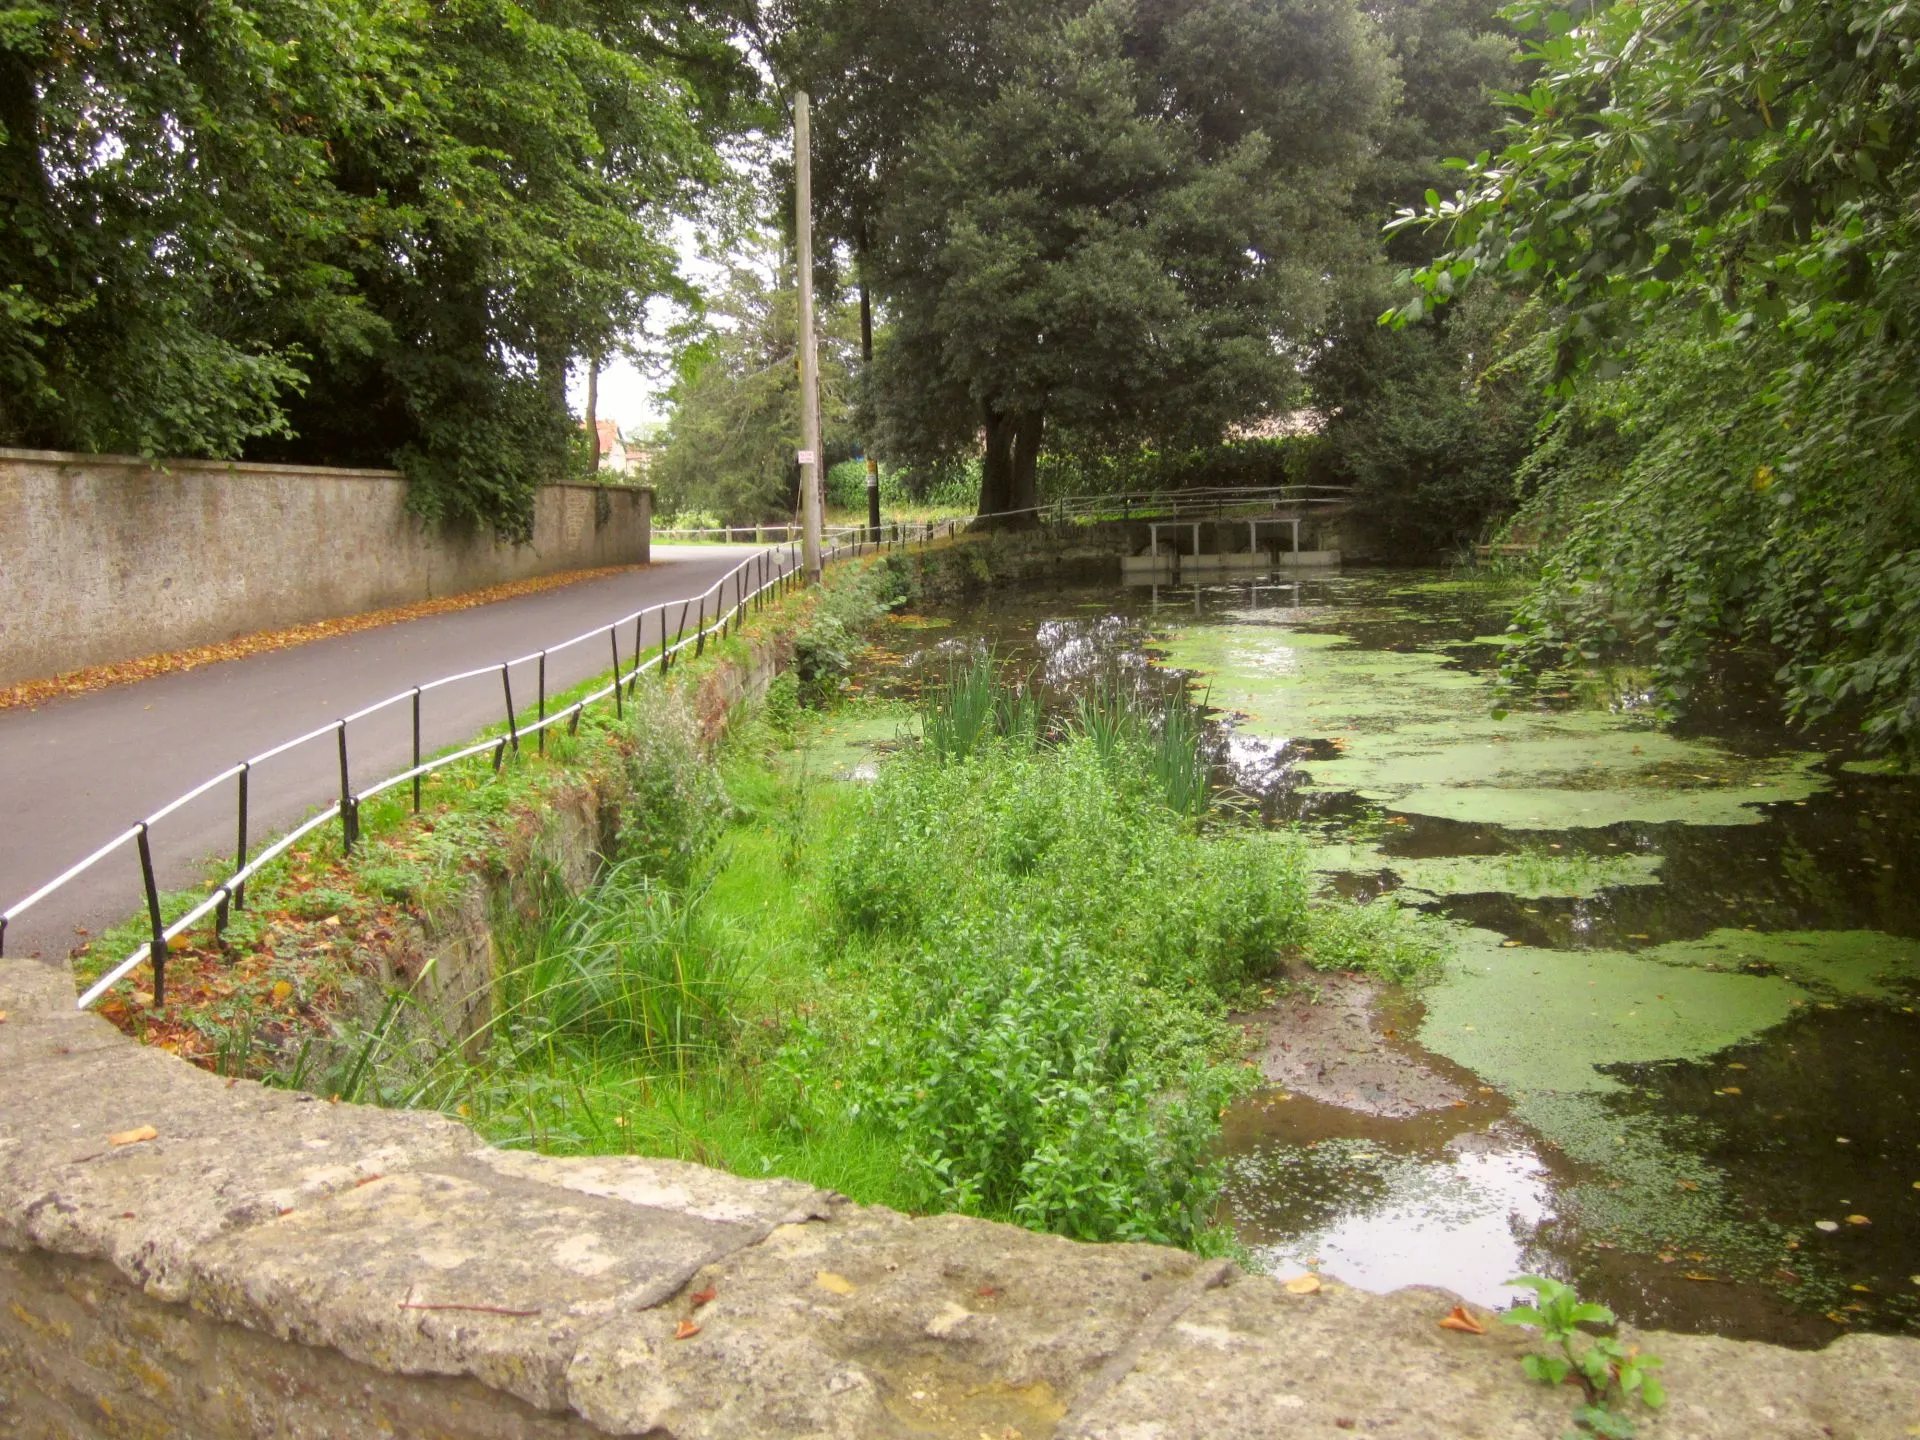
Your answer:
[610,628,624,719]
[537,653,547,754]
[411,688,423,812]
[336,722,356,855]
[631,612,644,693]
[135,823,167,1007]
[501,664,519,752]
[234,762,250,910]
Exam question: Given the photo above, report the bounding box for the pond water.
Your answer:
[855,570,1920,1346]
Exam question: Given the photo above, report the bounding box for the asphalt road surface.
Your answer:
[0,545,786,966]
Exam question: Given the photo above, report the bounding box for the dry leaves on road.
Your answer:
[0,563,647,712]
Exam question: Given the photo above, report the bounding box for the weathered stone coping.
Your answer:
[3,952,1917,1438]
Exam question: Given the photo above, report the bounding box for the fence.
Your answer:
[1039,484,1349,524]
[653,523,864,545]
[2,519,964,1011]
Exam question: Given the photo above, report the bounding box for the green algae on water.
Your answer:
[1418,928,1804,1097]
[1645,928,1920,1002]
[1157,624,1828,829]
[1313,844,1665,900]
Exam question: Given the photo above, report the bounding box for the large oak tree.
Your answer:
[780,0,1394,515]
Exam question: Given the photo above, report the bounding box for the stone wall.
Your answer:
[0,448,650,687]
[4,942,1917,1438]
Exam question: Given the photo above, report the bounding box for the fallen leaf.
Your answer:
[1847,1214,1872,1226]
[1676,1180,1699,1192]
[108,1125,158,1146]
[1851,1284,1872,1293]
[1438,1305,1486,1335]
[815,1271,857,1296]
[1283,1274,1322,1295]
[1714,1086,1742,1095]
[1815,1220,1841,1232]
[674,1319,701,1340]
[690,1287,717,1308]
[0,1010,8,1023]
[271,980,293,1004]
[1682,1272,1718,1282]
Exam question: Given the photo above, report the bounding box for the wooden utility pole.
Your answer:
[861,278,880,540]
[796,91,823,583]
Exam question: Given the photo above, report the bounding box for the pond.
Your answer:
[857,569,1920,1346]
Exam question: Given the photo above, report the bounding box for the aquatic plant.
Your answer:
[1146,685,1211,818]
[920,650,1040,759]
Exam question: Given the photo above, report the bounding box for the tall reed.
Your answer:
[496,856,737,1068]
[921,651,1040,759]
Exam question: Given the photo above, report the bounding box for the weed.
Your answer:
[1505,1274,1666,1438]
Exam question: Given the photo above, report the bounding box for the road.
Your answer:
[0,546,782,964]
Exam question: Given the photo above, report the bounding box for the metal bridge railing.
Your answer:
[2,518,964,1011]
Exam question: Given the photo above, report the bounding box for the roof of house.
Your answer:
[592,419,621,456]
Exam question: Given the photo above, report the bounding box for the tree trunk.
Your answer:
[583,356,599,470]
[978,406,1016,516]
[1009,410,1044,517]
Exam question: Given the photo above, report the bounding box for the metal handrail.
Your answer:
[3,517,967,1009]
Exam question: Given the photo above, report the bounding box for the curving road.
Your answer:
[0,546,784,965]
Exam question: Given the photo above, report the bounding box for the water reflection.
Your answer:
[1220,1096,1555,1310]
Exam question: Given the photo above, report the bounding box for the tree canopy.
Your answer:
[1393,0,1920,755]
[780,0,1395,515]
[0,0,757,534]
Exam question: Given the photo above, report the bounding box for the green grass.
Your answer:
[422,669,1445,1252]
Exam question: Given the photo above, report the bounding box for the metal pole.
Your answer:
[796,90,823,584]
[537,653,547,754]
[501,665,518,752]
[234,762,250,911]
[411,689,423,811]
[610,628,624,719]
[336,723,356,855]
[136,824,167,1007]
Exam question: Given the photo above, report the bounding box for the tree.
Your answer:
[1392,0,1920,754]
[1304,0,1530,559]
[652,241,859,523]
[0,0,758,535]
[0,0,374,457]
[784,0,1394,516]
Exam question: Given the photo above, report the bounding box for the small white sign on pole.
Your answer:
[797,449,816,464]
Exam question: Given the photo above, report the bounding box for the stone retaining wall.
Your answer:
[3,945,1917,1438]
[0,448,650,687]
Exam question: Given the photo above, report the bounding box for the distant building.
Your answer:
[588,418,663,478]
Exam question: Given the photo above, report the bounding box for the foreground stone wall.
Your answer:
[0,448,650,687]
[3,946,1918,1438]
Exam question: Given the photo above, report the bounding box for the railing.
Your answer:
[1040,485,1349,524]
[653,523,865,545]
[2,518,965,1010]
